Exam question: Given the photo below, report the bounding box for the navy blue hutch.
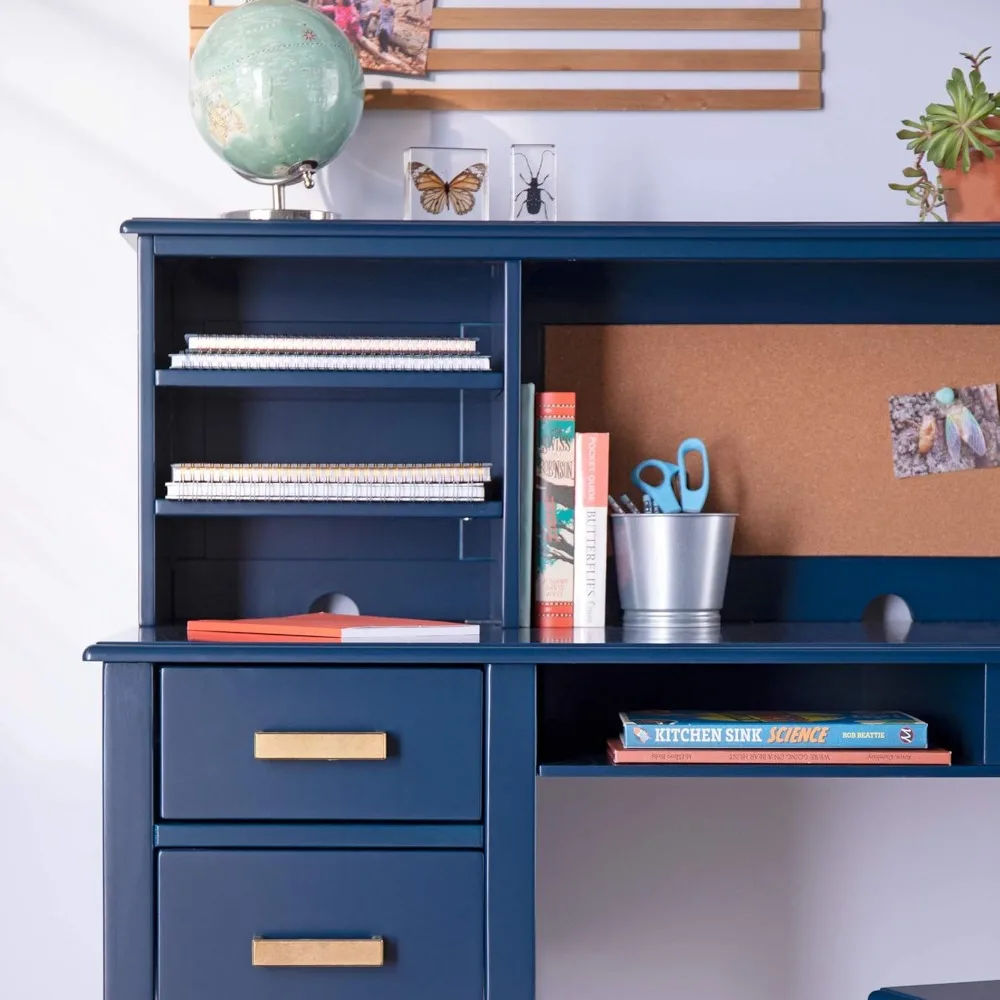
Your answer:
[86,220,1000,1000]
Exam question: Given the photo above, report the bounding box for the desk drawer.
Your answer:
[160,667,482,820]
[158,850,484,1000]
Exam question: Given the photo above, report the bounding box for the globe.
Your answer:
[190,0,364,183]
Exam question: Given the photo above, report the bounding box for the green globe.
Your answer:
[190,0,364,182]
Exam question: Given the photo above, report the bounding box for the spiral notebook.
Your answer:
[168,353,491,371]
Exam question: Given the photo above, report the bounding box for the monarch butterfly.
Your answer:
[408,161,487,216]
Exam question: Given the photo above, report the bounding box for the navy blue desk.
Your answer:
[871,984,1000,1000]
[88,221,1000,1000]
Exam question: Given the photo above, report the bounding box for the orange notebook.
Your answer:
[187,612,480,643]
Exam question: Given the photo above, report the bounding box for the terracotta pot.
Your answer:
[940,115,1000,221]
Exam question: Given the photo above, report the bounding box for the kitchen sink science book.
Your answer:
[620,711,928,749]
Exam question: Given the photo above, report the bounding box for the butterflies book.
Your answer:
[187,613,481,643]
[619,710,929,749]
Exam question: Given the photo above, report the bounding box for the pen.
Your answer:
[619,493,640,514]
[642,494,652,514]
[607,494,625,514]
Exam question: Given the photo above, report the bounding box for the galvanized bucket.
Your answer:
[611,512,737,630]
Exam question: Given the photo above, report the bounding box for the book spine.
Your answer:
[621,720,929,750]
[169,353,490,371]
[183,335,479,354]
[533,393,576,628]
[573,433,609,627]
[518,384,536,629]
[608,743,951,765]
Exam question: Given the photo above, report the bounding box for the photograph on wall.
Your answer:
[212,0,434,77]
[888,382,1000,478]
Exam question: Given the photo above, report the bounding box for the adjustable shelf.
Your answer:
[155,370,503,391]
[538,760,1000,778]
[155,500,502,518]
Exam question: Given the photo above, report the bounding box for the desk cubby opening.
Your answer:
[537,661,992,772]
[155,255,507,369]
[152,515,501,626]
[153,386,502,485]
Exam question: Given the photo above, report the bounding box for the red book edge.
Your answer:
[186,612,474,639]
[606,738,952,765]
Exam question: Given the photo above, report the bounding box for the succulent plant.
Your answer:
[890,47,1000,220]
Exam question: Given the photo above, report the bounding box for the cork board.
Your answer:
[545,325,1000,556]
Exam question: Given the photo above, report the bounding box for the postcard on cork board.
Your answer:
[889,383,1000,478]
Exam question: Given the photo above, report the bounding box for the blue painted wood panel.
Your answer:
[870,984,1000,1000]
[154,823,483,849]
[485,663,536,1000]
[121,219,1000,262]
[85,621,1000,665]
[158,850,484,1000]
[159,667,482,820]
[103,663,154,1000]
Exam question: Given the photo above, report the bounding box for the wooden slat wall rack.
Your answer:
[188,0,824,112]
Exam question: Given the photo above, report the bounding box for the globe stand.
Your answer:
[222,162,339,221]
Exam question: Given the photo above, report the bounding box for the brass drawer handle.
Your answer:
[254,731,387,761]
[252,937,384,967]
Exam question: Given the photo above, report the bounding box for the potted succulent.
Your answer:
[891,47,1000,221]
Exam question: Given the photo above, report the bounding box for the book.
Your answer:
[518,383,536,628]
[619,710,929,749]
[187,612,480,642]
[165,482,486,501]
[184,334,480,354]
[533,392,576,628]
[606,738,951,766]
[573,432,609,627]
[168,353,491,372]
[169,462,492,484]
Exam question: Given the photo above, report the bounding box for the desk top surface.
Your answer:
[84,621,1000,664]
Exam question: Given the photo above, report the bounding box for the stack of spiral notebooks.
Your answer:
[168,333,491,371]
[165,462,492,502]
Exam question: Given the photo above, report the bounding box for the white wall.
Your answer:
[0,1,998,999]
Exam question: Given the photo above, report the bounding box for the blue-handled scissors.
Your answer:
[631,438,710,514]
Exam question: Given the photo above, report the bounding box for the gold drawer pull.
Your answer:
[252,937,384,967]
[254,732,387,761]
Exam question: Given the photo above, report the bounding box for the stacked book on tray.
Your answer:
[187,612,480,643]
[165,462,491,502]
[169,333,491,371]
[608,711,951,766]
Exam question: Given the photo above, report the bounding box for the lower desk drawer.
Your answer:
[158,850,485,1000]
[159,667,482,820]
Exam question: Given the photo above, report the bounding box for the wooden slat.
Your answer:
[427,48,820,73]
[430,7,823,31]
[190,5,225,29]
[364,89,823,111]
[798,19,822,91]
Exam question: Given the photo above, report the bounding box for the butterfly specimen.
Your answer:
[408,161,487,216]
[935,386,986,462]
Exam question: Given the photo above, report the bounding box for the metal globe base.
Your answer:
[222,162,339,221]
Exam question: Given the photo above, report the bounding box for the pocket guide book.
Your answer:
[619,711,929,749]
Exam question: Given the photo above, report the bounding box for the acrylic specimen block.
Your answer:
[404,147,489,221]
